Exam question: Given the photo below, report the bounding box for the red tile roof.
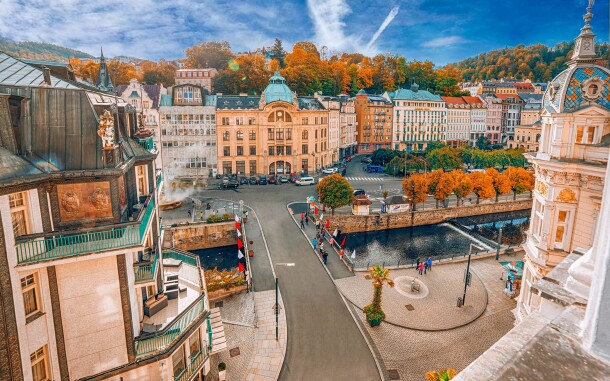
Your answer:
[462,96,485,106]
[495,93,522,101]
[515,82,535,90]
[441,96,467,105]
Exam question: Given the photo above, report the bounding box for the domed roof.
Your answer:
[543,65,610,114]
[263,71,293,104]
[357,89,367,95]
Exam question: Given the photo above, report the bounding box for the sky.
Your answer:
[0,0,608,65]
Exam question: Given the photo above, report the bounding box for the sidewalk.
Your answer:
[242,209,276,292]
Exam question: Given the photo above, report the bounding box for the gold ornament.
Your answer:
[557,189,577,203]
[97,110,115,149]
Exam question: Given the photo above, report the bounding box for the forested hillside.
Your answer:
[0,37,92,62]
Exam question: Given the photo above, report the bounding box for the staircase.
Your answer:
[209,307,227,354]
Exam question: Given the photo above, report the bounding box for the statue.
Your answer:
[97,110,115,149]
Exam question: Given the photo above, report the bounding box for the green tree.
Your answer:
[271,38,286,68]
[425,140,446,153]
[185,41,234,69]
[475,136,493,150]
[427,147,462,171]
[317,174,354,215]
[364,265,394,326]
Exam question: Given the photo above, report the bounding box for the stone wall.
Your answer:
[168,221,237,250]
[328,199,533,233]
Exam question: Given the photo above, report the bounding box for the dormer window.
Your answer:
[581,76,603,101]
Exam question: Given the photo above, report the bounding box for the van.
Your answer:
[296,176,315,186]
[365,164,385,173]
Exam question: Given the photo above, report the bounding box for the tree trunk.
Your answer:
[495,193,499,203]
[331,208,335,216]
[476,195,480,204]
[436,199,439,209]
[372,286,382,311]
[513,191,517,201]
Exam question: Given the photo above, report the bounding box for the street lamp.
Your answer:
[461,243,484,306]
[274,263,295,341]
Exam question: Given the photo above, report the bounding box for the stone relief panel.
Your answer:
[556,189,577,203]
[119,176,127,211]
[535,181,549,197]
[57,182,113,221]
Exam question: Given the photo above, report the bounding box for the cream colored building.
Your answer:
[216,72,332,176]
[175,68,217,93]
[515,13,610,322]
[442,96,470,147]
[511,123,542,151]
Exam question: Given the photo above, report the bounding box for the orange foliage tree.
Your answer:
[403,174,429,209]
[450,170,474,206]
[506,167,535,200]
[470,172,496,204]
[486,168,512,202]
[427,170,454,208]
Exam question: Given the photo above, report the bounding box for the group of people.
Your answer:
[416,257,433,275]
[187,200,213,221]
[299,211,309,229]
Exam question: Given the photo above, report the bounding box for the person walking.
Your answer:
[418,262,424,275]
[424,261,428,274]
[188,209,192,218]
[339,248,345,259]
[301,212,305,220]
[320,242,324,255]
[305,213,309,225]
[322,251,328,264]
[300,218,305,229]
[312,237,317,250]
[199,211,203,221]
[426,257,432,272]
[416,257,421,271]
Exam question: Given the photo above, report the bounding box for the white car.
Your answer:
[296,176,316,186]
[322,168,337,174]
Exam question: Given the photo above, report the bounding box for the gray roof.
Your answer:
[0,147,42,181]
[386,195,407,205]
[0,52,79,88]
[217,95,260,109]
[298,97,325,110]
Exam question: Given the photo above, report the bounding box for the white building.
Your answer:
[464,96,487,146]
[515,9,610,322]
[174,69,218,94]
[481,94,503,145]
[159,84,218,187]
[442,96,471,148]
[339,94,358,159]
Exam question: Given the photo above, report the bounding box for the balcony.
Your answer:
[15,197,156,266]
[134,249,159,284]
[573,143,609,165]
[175,348,209,381]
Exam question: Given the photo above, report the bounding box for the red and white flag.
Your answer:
[238,262,245,272]
[341,236,347,247]
[237,229,242,237]
[237,249,244,259]
[237,238,244,249]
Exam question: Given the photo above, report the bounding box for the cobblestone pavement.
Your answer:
[336,263,488,330]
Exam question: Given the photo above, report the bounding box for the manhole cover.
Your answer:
[364,275,371,280]
[229,347,241,357]
[215,301,224,308]
[388,369,400,380]
[405,304,415,311]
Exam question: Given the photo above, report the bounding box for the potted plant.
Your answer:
[424,368,456,381]
[382,190,389,200]
[218,362,227,381]
[364,265,394,327]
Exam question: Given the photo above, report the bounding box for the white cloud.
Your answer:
[422,36,467,48]
[366,6,400,51]
[306,0,353,51]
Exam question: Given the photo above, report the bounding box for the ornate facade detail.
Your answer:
[97,110,116,149]
[535,181,549,197]
[60,191,80,215]
[557,189,577,203]
[581,76,604,101]
[89,188,110,210]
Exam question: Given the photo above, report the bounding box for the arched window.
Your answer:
[249,130,256,140]
[268,110,292,122]
[223,131,230,141]
[302,130,308,140]
[236,130,244,140]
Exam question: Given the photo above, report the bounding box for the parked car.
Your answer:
[249,176,258,185]
[322,168,337,174]
[269,176,277,184]
[279,175,289,183]
[239,176,249,185]
[365,164,385,173]
[290,173,299,183]
[218,180,239,189]
[258,176,268,185]
[353,189,366,196]
[296,176,316,186]
[222,176,229,184]
[361,156,372,164]
[345,156,352,162]
[228,174,238,180]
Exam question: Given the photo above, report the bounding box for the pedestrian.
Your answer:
[339,248,345,259]
[301,212,305,220]
[329,237,334,246]
[305,214,309,225]
[199,211,203,221]
[424,261,428,274]
[416,257,421,270]
[300,218,305,229]
[312,237,317,250]
[322,251,328,264]
[315,220,320,230]
[418,262,424,275]
[427,257,432,272]
[320,242,324,253]
[188,209,192,218]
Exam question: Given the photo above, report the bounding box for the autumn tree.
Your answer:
[486,168,512,202]
[403,174,429,210]
[506,167,534,200]
[427,170,455,208]
[317,174,354,215]
[470,172,496,204]
[450,170,474,206]
[427,146,462,171]
[142,62,176,87]
[185,41,234,69]
[106,61,138,85]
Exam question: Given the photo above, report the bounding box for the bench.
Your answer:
[144,293,168,317]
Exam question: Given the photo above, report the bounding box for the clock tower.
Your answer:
[570,0,598,64]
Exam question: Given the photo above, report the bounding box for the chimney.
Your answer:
[42,67,52,86]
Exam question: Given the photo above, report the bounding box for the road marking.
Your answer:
[275,263,296,267]
[346,177,385,182]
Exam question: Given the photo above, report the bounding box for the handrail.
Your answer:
[163,248,204,290]
[134,252,158,283]
[134,294,207,357]
[175,348,208,381]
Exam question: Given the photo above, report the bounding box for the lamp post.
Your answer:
[274,263,295,341]
[462,243,484,306]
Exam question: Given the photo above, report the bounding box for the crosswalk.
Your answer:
[345,177,385,182]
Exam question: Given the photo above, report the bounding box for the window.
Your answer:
[315,143,318,152]
[276,130,284,140]
[286,128,292,140]
[302,130,308,140]
[249,130,256,140]
[286,146,292,155]
[236,161,246,174]
[249,160,257,175]
[277,146,285,155]
[576,125,596,144]
[236,130,244,140]
[315,130,318,139]
[136,165,148,198]
[302,117,309,125]
[223,147,230,156]
[189,331,202,359]
[533,200,545,241]
[268,128,274,140]
[248,117,256,125]
[268,110,292,122]
[268,146,275,156]
[22,273,41,319]
[221,117,230,126]
[236,117,244,125]
[302,144,308,154]
[301,159,308,172]
[172,346,186,379]
[554,210,570,249]
[9,192,30,237]
[222,161,232,174]
[237,146,243,156]
[31,346,49,381]
[249,146,256,155]
[223,131,230,141]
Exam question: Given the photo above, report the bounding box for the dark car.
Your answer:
[353,189,366,196]
[365,164,385,173]
[218,180,239,189]
[361,156,372,163]
[249,176,258,185]
[269,176,278,184]
[290,173,298,183]
[239,176,249,185]
[259,176,268,185]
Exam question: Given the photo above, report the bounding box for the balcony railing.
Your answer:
[135,294,207,357]
[174,348,209,381]
[134,251,158,284]
[164,249,204,289]
[15,197,156,265]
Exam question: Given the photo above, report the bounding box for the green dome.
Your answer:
[263,71,293,104]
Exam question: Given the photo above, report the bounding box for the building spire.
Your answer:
[570,0,598,65]
[96,46,115,93]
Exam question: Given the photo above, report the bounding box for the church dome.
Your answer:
[263,71,293,104]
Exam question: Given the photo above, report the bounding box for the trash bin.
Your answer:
[457,297,463,307]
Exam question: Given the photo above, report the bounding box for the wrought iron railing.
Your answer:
[134,294,207,357]
[134,252,158,284]
[15,197,155,265]
[174,347,208,381]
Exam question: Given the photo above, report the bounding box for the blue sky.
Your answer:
[0,0,607,65]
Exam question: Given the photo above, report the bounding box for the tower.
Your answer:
[96,47,115,93]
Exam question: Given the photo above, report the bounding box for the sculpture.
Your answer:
[97,110,115,149]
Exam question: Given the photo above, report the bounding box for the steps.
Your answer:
[209,307,227,354]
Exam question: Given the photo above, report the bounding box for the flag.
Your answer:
[341,236,346,247]
[237,229,242,237]
[320,213,324,220]
[234,215,240,222]
[351,249,356,259]
[237,238,244,249]
[238,249,244,259]
[235,221,241,230]
[325,220,331,229]
[238,262,245,272]
[333,229,338,237]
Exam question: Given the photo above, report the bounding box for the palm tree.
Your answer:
[364,265,394,326]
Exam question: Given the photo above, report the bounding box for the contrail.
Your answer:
[366,6,400,50]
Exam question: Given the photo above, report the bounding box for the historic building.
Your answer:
[511,122,542,151]
[481,94,503,145]
[174,68,217,93]
[117,79,166,168]
[515,5,610,322]
[496,93,524,144]
[216,72,331,175]
[519,93,543,125]
[158,84,218,187]
[442,96,471,148]
[463,96,487,146]
[0,52,222,380]
[95,48,115,93]
[338,94,358,159]
[384,84,445,152]
[355,90,393,153]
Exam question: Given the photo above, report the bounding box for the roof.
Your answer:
[0,147,42,181]
[544,65,610,114]
[0,52,80,88]
[298,97,325,110]
[217,95,260,109]
[263,71,293,104]
[387,88,443,102]
[353,195,372,206]
[442,96,468,106]
[386,195,407,205]
[515,82,535,90]
[463,96,486,108]
[495,93,522,101]
[117,83,164,108]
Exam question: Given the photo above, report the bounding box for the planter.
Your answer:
[368,318,382,327]
[218,370,226,381]
[249,249,254,257]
